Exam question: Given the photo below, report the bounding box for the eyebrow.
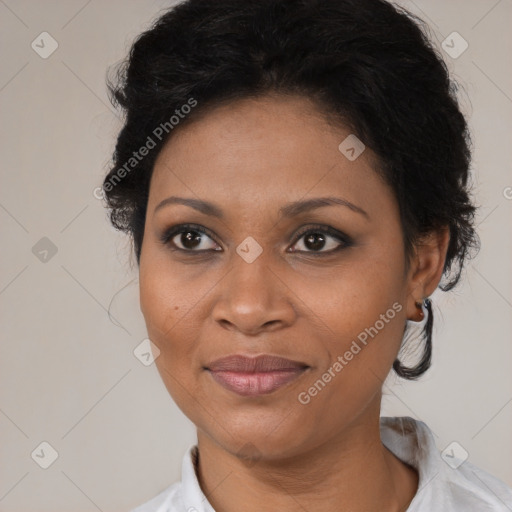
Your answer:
[154,195,369,219]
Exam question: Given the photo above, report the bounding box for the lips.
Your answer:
[207,354,308,372]
[205,354,309,396]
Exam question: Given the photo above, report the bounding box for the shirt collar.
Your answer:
[379,415,445,507]
[180,443,216,512]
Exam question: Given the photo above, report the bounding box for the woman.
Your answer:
[102,0,512,510]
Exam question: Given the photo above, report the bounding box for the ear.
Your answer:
[405,226,450,321]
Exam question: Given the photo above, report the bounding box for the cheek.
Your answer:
[292,247,407,401]
[139,262,196,387]
[292,247,406,342]
[139,264,206,416]
[139,252,202,339]
[295,292,405,438]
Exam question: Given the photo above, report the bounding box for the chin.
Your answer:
[200,410,313,461]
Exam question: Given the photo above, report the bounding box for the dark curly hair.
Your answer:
[102,0,479,379]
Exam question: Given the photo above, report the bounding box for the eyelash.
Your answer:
[158,223,353,256]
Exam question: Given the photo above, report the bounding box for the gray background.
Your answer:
[1,0,511,510]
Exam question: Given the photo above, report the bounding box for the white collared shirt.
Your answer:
[130,416,512,511]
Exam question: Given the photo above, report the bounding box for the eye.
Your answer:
[289,224,352,254]
[159,223,352,255]
[159,223,221,252]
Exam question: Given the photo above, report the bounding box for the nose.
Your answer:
[211,255,297,336]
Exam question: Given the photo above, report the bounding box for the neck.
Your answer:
[194,407,418,512]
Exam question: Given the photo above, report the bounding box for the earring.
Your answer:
[415,299,425,320]
[394,297,433,379]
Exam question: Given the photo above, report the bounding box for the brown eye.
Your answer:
[289,225,352,254]
[160,224,221,252]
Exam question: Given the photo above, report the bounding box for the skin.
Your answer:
[138,93,450,512]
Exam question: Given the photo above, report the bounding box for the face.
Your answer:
[139,94,418,460]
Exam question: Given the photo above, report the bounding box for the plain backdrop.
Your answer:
[1,0,511,510]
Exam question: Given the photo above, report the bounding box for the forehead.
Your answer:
[148,94,393,220]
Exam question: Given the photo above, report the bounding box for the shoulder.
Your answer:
[439,457,512,511]
[412,456,512,511]
[380,416,512,511]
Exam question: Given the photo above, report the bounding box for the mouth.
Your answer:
[205,354,310,397]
